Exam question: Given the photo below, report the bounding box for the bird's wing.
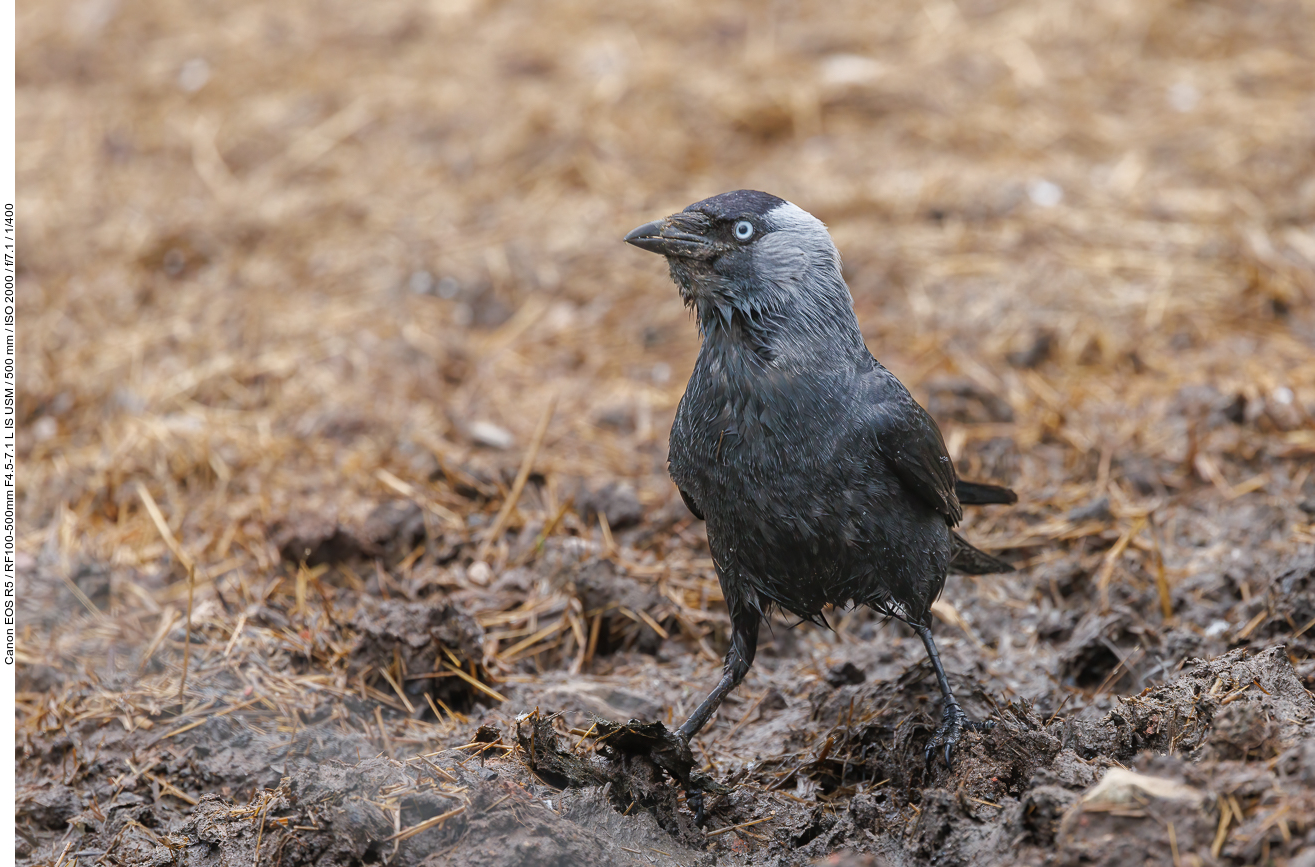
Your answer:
[678,487,705,521]
[864,368,963,525]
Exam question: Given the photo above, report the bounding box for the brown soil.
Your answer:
[15,0,1315,865]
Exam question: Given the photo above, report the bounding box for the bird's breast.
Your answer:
[670,360,864,506]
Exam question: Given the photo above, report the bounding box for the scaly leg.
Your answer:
[676,667,742,741]
[675,610,758,824]
[916,622,993,768]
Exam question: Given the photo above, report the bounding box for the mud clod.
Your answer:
[575,482,646,531]
[352,598,484,671]
[274,501,428,567]
[826,662,867,687]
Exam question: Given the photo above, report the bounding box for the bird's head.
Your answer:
[625,191,855,340]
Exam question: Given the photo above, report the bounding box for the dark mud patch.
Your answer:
[38,725,710,867]
[273,500,431,568]
[550,645,1315,866]
[18,630,1315,867]
[18,538,1315,867]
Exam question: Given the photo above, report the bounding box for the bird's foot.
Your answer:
[923,704,994,769]
[672,731,711,827]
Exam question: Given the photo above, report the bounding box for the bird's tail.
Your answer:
[950,531,1014,574]
[955,479,1018,506]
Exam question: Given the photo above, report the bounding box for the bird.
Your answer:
[623,190,1016,791]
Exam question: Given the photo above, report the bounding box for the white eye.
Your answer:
[733,220,755,241]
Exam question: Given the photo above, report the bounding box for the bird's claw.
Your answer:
[923,704,994,769]
[672,732,710,827]
[685,788,708,827]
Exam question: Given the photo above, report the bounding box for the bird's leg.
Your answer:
[677,605,759,740]
[676,668,738,827]
[676,667,739,741]
[674,610,758,825]
[915,623,993,768]
[675,665,741,826]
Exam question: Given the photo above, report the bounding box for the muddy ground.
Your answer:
[15,0,1315,864]
[16,538,1315,866]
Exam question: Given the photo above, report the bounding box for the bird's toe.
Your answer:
[924,706,990,770]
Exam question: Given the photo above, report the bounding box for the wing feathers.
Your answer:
[865,371,963,525]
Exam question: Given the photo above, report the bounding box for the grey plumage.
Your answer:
[625,191,1015,788]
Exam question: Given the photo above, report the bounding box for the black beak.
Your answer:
[624,216,712,258]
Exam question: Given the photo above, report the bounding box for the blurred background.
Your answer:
[14,0,1315,864]
[17,0,1315,532]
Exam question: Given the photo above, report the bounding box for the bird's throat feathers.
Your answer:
[673,250,866,361]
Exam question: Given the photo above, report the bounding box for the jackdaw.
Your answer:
[625,190,1016,779]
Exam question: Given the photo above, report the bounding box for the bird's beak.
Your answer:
[624,215,712,258]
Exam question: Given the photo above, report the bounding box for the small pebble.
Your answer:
[467,420,514,450]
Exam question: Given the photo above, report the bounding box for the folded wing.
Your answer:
[863,367,963,526]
